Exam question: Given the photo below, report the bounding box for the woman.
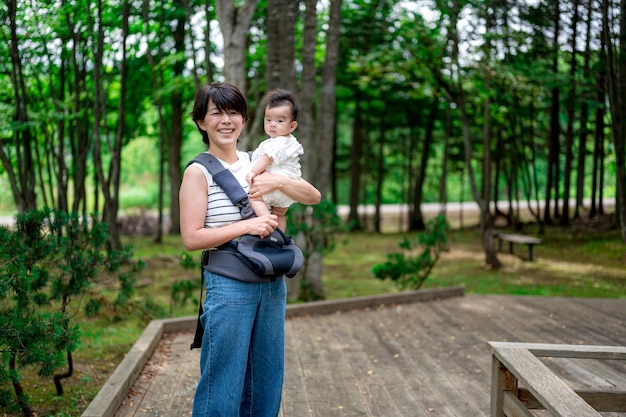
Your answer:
[179,82,321,417]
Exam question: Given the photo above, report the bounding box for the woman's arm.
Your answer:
[179,167,279,252]
[249,171,321,205]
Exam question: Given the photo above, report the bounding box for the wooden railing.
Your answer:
[488,342,626,417]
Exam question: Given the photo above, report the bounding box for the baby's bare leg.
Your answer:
[250,195,271,218]
[271,206,288,232]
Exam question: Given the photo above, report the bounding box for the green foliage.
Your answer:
[171,252,201,314]
[170,279,200,315]
[287,200,347,257]
[287,200,348,301]
[179,251,197,270]
[372,215,449,290]
[0,209,142,416]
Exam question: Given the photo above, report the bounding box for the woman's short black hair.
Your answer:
[192,82,249,144]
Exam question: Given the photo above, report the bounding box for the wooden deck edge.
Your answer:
[490,345,603,417]
[81,286,464,417]
[488,341,626,360]
[81,320,165,417]
[285,286,465,318]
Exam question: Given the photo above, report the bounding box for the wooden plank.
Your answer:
[489,342,626,360]
[491,345,602,417]
[346,308,463,416]
[518,387,626,412]
[518,297,626,347]
[281,318,314,417]
[403,302,494,412]
[333,312,429,417]
[114,332,196,417]
[490,358,511,417]
[570,356,626,388]
[157,334,197,416]
[284,314,372,416]
[418,299,495,406]
[494,233,543,245]
[542,357,618,390]
[502,391,535,417]
[285,286,464,318]
[493,233,542,260]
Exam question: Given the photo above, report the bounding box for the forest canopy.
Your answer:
[1,0,625,252]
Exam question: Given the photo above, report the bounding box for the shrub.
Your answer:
[372,215,449,290]
[0,209,142,417]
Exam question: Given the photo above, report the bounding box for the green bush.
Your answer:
[0,209,142,417]
[372,215,449,290]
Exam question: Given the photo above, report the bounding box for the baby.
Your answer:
[246,89,304,234]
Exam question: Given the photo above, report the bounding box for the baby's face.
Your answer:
[264,105,296,138]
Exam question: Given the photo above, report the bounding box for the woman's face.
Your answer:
[197,99,245,147]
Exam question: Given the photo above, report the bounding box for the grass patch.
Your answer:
[322,227,626,299]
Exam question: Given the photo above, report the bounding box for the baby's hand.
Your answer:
[246,171,257,184]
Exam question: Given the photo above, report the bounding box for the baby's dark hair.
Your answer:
[192,82,248,144]
[264,89,300,121]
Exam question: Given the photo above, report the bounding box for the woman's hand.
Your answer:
[250,171,321,205]
[248,171,281,198]
[244,214,279,238]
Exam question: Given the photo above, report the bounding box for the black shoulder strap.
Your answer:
[189,251,208,350]
[187,152,254,217]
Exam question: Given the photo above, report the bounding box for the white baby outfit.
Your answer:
[250,134,304,208]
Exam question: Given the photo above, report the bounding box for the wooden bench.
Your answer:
[488,342,626,417]
[493,232,543,261]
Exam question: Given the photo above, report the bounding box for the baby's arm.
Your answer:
[246,153,273,183]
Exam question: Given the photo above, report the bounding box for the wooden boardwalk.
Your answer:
[114,294,626,417]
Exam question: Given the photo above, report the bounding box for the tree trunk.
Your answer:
[298,0,318,181]
[438,102,451,216]
[215,0,259,141]
[575,0,593,219]
[409,100,437,231]
[68,9,90,215]
[477,1,500,267]
[313,0,341,195]
[142,0,167,243]
[544,1,561,225]
[215,0,258,91]
[108,0,130,247]
[286,0,322,301]
[603,0,626,241]
[480,79,500,268]
[590,27,607,219]
[91,0,127,249]
[3,0,37,213]
[11,353,34,417]
[561,0,579,226]
[374,119,386,233]
[348,99,363,230]
[266,0,297,92]
[303,0,343,299]
[200,0,215,85]
[53,349,74,396]
[256,0,298,143]
[266,0,281,90]
[166,0,188,236]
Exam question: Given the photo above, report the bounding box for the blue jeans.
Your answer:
[192,271,286,417]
